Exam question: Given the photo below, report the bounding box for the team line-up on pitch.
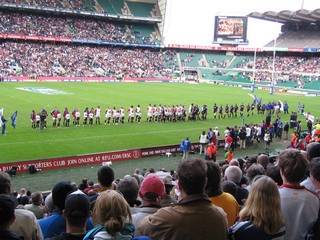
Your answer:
[29,101,287,129]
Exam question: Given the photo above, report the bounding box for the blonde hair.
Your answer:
[239,176,284,235]
[93,190,132,236]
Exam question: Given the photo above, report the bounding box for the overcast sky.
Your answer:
[164,0,320,47]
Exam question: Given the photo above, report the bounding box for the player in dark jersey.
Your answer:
[213,104,218,119]
[251,104,255,116]
[230,105,234,118]
[239,104,244,118]
[234,104,239,117]
[30,110,36,128]
[225,104,229,118]
[218,105,223,119]
[246,104,251,117]
[201,104,208,120]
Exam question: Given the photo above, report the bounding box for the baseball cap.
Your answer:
[139,174,165,198]
[64,194,90,219]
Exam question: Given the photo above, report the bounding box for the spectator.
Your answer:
[97,166,115,192]
[159,174,177,207]
[87,190,135,239]
[47,194,90,240]
[245,164,265,191]
[38,181,93,238]
[199,130,208,154]
[229,176,285,239]
[117,176,140,208]
[256,154,270,170]
[278,149,320,240]
[132,174,165,228]
[206,162,240,227]
[224,166,248,205]
[206,142,217,161]
[222,181,238,200]
[306,142,320,161]
[0,172,43,240]
[24,191,47,219]
[0,194,22,240]
[137,159,228,239]
[266,165,283,186]
[301,157,320,198]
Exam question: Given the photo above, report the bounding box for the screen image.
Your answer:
[214,16,248,44]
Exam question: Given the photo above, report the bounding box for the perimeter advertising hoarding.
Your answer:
[214,16,248,44]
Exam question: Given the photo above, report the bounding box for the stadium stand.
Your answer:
[0,11,160,45]
[1,0,160,18]
[1,42,177,78]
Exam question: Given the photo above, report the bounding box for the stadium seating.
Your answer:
[266,31,320,48]
[127,1,154,17]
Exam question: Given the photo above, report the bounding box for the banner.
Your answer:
[0,142,226,173]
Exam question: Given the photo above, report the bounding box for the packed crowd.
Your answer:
[1,140,320,240]
[1,42,178,78]
[2,0,67,8]
[0,12,159,45]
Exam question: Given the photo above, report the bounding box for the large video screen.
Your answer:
[214,16,248,44]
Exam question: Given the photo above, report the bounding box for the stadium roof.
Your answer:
[247,9,320,24]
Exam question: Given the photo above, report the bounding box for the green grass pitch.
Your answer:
[0,82,319,164]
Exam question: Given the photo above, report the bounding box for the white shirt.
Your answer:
[96,108,101,117]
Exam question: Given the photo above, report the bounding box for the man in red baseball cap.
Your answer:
[132,174,165,230]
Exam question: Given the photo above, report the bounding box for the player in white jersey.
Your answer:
[112,107,117,124]
[75,109,80,126]
[128,106,135,123]
[95,106,101,125]
[114,110,120,125]
[89,108,94,126]
[147,104,153,122]
[65,111,70,127]
[105,107,112,125]
[120,107,125,124]
[135,105,142,123]
[154,105,160,122]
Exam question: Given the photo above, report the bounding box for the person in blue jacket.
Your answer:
[180,137,191,160]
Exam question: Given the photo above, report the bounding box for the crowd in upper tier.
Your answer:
[0,12,159,45]
[1,42,178,78]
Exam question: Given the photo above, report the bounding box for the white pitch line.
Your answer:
[0,126,205,147]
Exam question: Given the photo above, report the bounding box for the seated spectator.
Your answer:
[206,162,240,227]
[278,149,320,240]
[0,194,21,240]
[117,176,140,208]
[17,188,30,205]
[39,181,93,238]
[245,163,265,191]
[86,190,135,239]
[97,166,115,192]
[222,180,238,199]
[24,191,47,219]
[256,154,270,170]
[301,157,320,198]
[132,174,165,228]
[47,194,90,240]
[266,165,283,186]
[307,142,320,161]
[159,174,177,207]
[229,176,285,239]
[224,166,248,205]
[136,159,228,240]
[0,172,43,240]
